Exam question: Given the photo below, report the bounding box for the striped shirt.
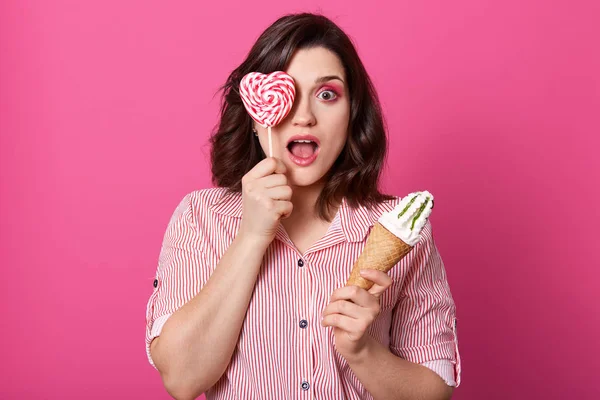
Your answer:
[145,188,461,399]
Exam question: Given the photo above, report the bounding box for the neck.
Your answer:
[287,181,342,222]
[290,183,324,216]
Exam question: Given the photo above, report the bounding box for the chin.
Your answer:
[288,169,326,188]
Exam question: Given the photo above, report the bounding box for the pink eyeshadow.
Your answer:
[319,83,344,97]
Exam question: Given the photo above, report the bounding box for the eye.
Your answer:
[317,89,337,101]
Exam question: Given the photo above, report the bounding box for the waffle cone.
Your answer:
[346,222,413,290]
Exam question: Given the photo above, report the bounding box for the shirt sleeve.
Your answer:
[389,221,461,387]
[420,359,457,387]
[144,192,211,370]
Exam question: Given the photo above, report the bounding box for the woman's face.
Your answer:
[254,46,350,188]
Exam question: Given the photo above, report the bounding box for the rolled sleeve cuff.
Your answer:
[421,359,457,387]
[145,313,172,370]
[391,339,461,387]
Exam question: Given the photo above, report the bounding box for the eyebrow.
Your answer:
[315,75,345,85]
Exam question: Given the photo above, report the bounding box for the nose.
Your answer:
[291,93,316,127]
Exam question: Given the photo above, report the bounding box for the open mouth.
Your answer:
[286,136,321,166]
[287,139,319,159]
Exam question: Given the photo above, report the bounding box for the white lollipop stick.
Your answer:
[268,126,273,158]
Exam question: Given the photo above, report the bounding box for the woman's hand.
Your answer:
[321,269,393,360]
[238,157,293,245]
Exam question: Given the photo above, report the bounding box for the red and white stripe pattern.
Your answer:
[239,71,296,127]
[145,188,461,399]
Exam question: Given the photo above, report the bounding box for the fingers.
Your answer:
[272,158,287,175]
[321,314,367,339]
[322,299,369,321]
[330,285,378,309]
[264,185,293,201]
[244,157,287,181]
[359,269,393,298]
[238,157,292,240]
[261,173,288,189]
[321,275,393,343]
[274,200,294,219]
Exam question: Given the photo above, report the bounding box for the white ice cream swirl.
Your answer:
[378,191,434,246]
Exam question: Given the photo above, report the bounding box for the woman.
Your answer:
[145,13,460,400]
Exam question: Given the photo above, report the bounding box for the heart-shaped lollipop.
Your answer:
[240,71,296,157]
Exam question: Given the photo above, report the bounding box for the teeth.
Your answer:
[293,140,313,143]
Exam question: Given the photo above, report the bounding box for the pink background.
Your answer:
[1,1,598,399]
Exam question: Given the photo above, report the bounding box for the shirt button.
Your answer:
[298,259,304,267]
[299,319,308,329]
[301,381,310,391]
[153,279,158,288]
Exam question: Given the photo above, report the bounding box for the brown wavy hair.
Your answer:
[210,12,394,221]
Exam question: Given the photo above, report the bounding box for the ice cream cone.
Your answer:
[346,222,413,290]
[345,191,434,291]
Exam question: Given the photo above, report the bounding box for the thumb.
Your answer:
[359,269,392,298]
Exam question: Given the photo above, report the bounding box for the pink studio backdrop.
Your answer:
[1,1,598,399]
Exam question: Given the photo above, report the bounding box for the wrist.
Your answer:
[235,228,272,249]
[344,335,380,366]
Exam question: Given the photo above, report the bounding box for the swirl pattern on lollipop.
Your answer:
[240,71,296,127]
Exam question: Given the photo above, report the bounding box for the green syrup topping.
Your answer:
[398,194,419,218]
[411,196,431,230]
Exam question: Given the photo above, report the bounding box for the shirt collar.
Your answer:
[209,189,385,243]
[209,189,244,218]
